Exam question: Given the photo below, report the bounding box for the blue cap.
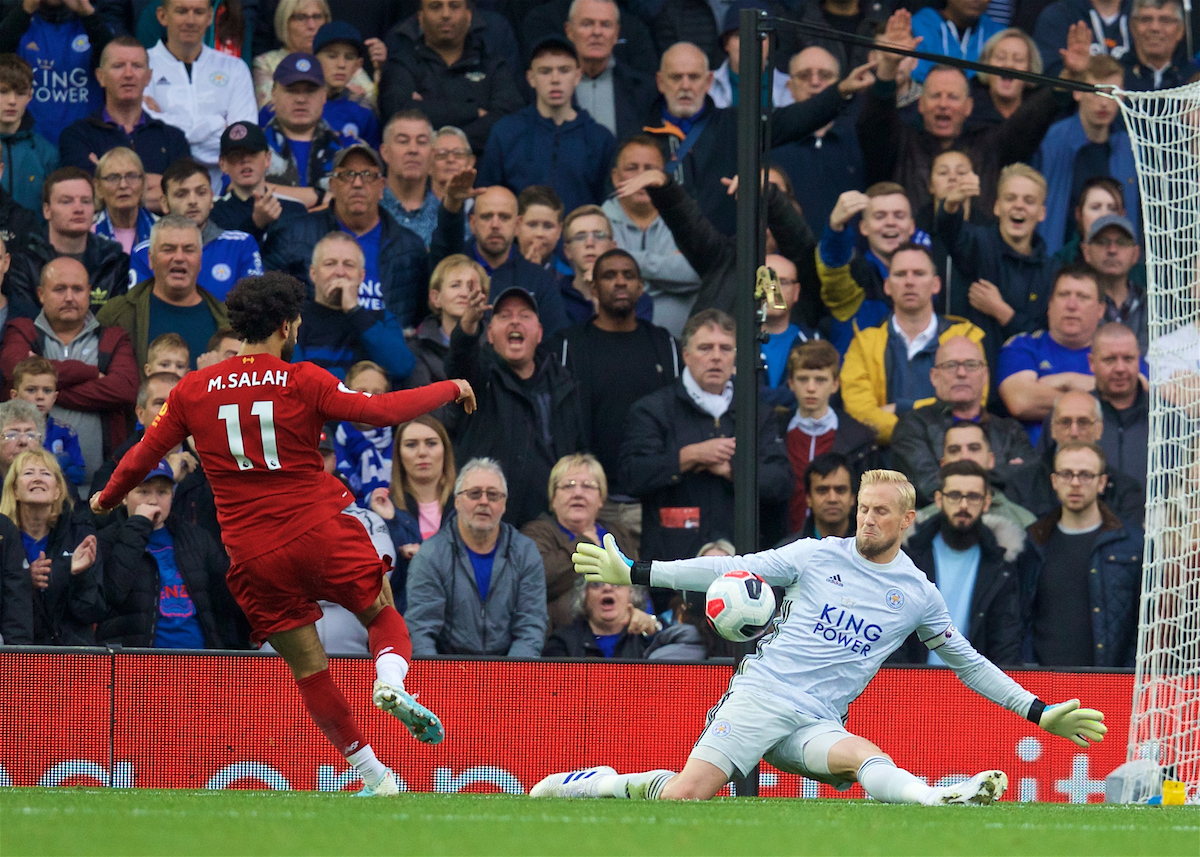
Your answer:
[141,459,175,486]
[274,52,325,87]
[721,1,767,38]
[313,21,367,60]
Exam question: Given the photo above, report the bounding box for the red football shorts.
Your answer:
[226,510,386,645]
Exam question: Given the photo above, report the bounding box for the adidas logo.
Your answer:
[827,574,843,586]
[156,77,169,85]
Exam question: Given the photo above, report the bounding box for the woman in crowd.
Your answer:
[96,460,237,649]
[252,0,376,108]
[542,578,655,659]
[368,414,456,612]
[1,449,102,646]
[333,360,393,503]
[970,29,1041,127]
[520,454,644,633]
[92,148,156,254]
[406,255,488,433]
[1053,176,1133,267]
[918,149,991,314]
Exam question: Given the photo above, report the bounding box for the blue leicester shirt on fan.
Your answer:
[323,95,380,149]
[149,528,205,649]
[18,17,102,145]
[344,221,384,310]
[129,230,263,301]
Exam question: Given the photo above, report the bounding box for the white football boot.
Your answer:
[530,766,618,798]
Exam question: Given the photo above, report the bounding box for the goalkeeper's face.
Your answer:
[855,483,915,561]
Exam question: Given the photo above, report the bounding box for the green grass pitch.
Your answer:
[1,788,1196,856]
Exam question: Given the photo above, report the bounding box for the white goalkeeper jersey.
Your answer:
[649,537,1036,724]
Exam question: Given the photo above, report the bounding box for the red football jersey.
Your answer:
[99,355,459,563]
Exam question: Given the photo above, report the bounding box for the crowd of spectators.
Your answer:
[0,0,1193,672]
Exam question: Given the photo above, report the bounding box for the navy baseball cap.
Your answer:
[491,285,539,314]
[721,1,767,38]
[141,459,176,486]
[274,52,325,87]
[220,120,268,156]
[528,34,577,66]
[313,21,367,60]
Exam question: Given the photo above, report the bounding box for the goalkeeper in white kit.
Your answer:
[531,470,1107,805]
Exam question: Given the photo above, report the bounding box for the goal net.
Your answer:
[1116,84,1200,799]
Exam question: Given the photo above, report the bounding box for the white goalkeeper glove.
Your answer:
[1039,699,1107,748]
[572,533,634,585]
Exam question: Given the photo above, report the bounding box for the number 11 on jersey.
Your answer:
[218,401,282,470]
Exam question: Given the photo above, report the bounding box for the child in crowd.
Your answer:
[10,356,85,493]
[0,54,58,217]
[312,23,381,149]
[334,360,394,503]
[144,333,190,379]
[516,186,568,274]
[783,340,881,532]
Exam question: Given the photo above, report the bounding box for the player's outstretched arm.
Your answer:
[1035,699,1107,748]
[318,374,474,426]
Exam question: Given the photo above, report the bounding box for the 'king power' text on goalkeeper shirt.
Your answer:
[649,538,1035,724]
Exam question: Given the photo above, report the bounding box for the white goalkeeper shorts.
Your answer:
[690,689,854,788]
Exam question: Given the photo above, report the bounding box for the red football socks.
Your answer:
[296,669,368,757]
[367,605,412,662]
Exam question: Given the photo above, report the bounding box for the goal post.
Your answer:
[1115,83,1200,801]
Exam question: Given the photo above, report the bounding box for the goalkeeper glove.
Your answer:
[572,533,634,585]
[1039,699,1107,748]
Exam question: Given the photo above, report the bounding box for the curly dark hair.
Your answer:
[224,272,305,343]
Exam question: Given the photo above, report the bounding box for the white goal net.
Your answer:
[1116,83,1200,799]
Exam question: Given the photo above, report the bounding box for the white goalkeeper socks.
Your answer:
[347,744,389,788]
[597,770,676,800]
[856,756,934,805]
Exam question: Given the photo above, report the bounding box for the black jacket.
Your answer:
[0,512,33,643]
[891,402,1036,506]
[7,229,130,318]
[30,508,105,646]
[59,109,192,175]
[0,184,37,268]
[547,318,680,497]
[543,615,652,659]
[447,325,587,529]
[1025,502,1143,667]
[262,203,429,330]
[646,176,824,330]
[403,316,461,435]
[1097,387,1148,493]
[379,17,525,155]
[859,77,1070,216]
[889,513,1028,666]
[621,380,793,561]
[643,85,847,237]
[96,510,235,648]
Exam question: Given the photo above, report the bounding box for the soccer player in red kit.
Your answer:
[91,272,477,797]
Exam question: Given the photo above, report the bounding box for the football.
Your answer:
[704,571,777,642]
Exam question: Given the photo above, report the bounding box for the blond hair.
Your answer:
[429,254,490,315]
[546,453,608,506]
[998,163,1047,199]
[858,469,916,514]
[0,449,72,530]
